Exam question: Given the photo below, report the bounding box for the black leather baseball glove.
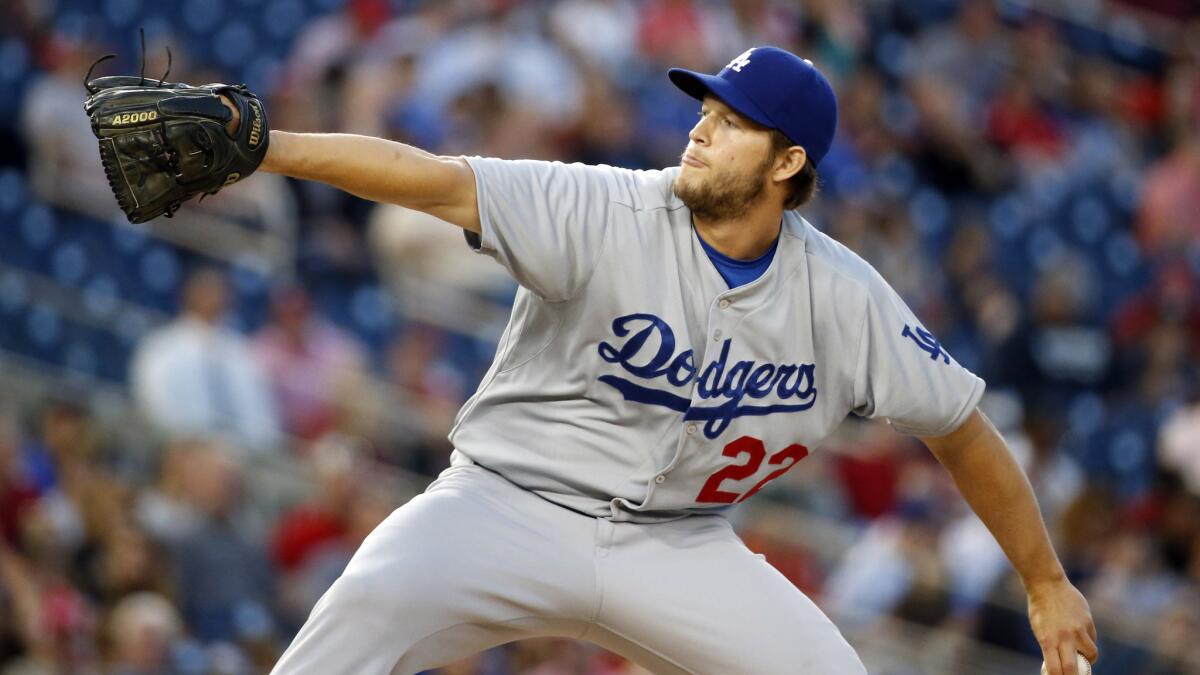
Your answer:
[83,74,269,223]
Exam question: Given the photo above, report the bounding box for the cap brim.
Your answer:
[668,68,775,131]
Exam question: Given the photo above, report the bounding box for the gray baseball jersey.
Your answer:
[271,157,982,675]
[450,157,985,520]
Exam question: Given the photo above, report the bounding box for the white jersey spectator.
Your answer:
[131,269,281,453]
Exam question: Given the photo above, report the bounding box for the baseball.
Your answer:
[1041,653,1092,675]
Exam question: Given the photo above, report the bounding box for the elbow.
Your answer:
[922,408,991,465]
[415,156,481,232]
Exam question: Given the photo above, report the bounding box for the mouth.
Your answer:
[682,153,706,168]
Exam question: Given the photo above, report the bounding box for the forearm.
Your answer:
[259,130,479,230]
[924,411,1065,589]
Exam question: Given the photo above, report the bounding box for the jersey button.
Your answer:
[712,329,723,341]
[654,475,666,484]
[685,423,697,435]
[718,299,731,310]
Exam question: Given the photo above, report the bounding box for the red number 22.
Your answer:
[695,436,809,504]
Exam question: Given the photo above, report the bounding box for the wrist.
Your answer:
[258,130,286,173]
[1022,569,1068,595]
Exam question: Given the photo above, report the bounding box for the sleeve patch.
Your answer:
[901,324,951,365]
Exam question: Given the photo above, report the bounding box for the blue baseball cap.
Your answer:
[669,46,839,167]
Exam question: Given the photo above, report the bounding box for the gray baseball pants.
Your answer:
[269,463,866,674]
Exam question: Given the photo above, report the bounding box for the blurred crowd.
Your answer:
[3,0,1200,673]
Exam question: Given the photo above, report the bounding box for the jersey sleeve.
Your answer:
[463,156,622,302]
[851,269,985,437]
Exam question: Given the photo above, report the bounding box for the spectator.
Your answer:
[985,73,1066,162]
[636,0,722,70]
[1160,399,1200,494]
[271,438,375,628]
[910,0,1007,110]
[367,201,515,345]
[19,34,117,220]
[80,522,174,608]
[413,4,584,127]
[130,268,281,453]
[549,0,640,77]
[135,438,208,546]
[0,408,37,547]
[253,285,368,442]
[990,254,1118,412]
[1137,124,1200,258]
[165,441,275,646]
[103,592,182,675]
[383,323,466,474]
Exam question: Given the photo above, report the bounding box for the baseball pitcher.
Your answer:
[86,45,1098,675]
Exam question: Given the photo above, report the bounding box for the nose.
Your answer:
[688,114,710,146]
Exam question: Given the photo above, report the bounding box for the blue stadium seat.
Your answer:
[0,38,32,124]
[308,0,345,13]
[1025,227,1066,273]
[874,154,916,200]
[111,222,151,255]
[213,22,257,69]
[82,275,121,322]
[987,192,1027,242]
[263,0,308,40]
[182,0,227,35]
[0,272,30,318]
[51,241,90,287]
[25,303,63,353]
[63,339,99,377]
[139,245,182,297]
[0,169,25,215]
[103,0,143,26]
[1104,231,1141,278]
[19,204,57,252]
[1068,193,1111,246]
[908,186,950,238]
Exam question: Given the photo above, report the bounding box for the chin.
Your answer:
[671,174,693,201]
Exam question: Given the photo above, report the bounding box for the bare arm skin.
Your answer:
[259,131,480,232]
[922,409,1098,675]
[222,101,480,232]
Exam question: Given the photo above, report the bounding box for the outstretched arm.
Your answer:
[921,409,1098,675]
[222,100,479,232]
[260,131,480,232]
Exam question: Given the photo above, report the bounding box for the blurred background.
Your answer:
[1,0,1198,673]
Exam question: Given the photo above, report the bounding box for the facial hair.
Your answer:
[673,152,773,222]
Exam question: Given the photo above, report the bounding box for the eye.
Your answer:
[721,117,737,128]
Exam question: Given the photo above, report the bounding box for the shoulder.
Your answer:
[464,157,685,213]
[788,213,884,303]
[615,166,686,213]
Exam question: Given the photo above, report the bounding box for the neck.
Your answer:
[692,201,785,260]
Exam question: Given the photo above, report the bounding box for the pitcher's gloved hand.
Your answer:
[83,75,269,223]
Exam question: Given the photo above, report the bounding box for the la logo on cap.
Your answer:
[726,48,754,72]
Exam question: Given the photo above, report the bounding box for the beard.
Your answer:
[673,153,772,221]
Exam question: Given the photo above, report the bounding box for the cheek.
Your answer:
[717,139,760,174]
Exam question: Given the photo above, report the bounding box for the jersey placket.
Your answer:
[644,289,747,499]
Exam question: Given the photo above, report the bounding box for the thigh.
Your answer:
[593,517,866,675]
[271,465,596,675]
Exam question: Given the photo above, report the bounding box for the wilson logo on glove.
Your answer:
[247,99,264,150]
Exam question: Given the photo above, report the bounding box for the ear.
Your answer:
[772,145,807,183]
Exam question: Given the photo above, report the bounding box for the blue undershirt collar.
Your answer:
[695,226,780,289]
